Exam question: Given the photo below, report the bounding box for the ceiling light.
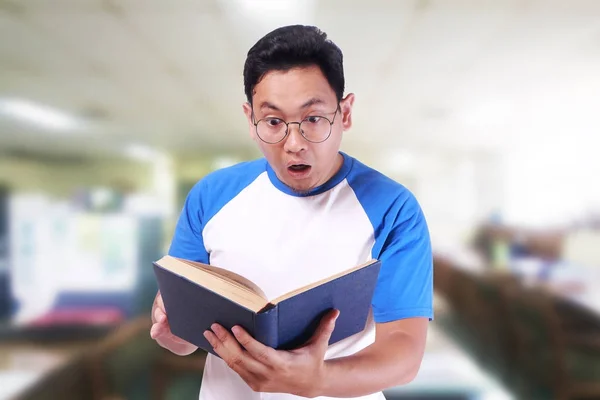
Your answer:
[235,0,310,14]
[124,143,158,161]
[220,0,317,26]
[0,98,80,131]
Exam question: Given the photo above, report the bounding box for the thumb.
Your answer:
[307,309,339,352]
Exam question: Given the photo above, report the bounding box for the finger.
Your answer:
[153,292,165,310]
[232,326,279,366]
[204,329,258,385]
[204,328,245,371]
[204,325,266,374]
[306,309,339,351]
[152,293,166,323]
[210,323,244,353]
[151,323,191,345]
[150,320,172,336]
[150,321,170,339]
[153,306,167,324]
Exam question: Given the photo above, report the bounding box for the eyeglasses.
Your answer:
[252,108,339,144]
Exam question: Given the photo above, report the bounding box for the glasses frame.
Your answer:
[251,107,339,144]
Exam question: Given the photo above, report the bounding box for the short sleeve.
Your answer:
[371,193,434,323]
[168,180,210,263]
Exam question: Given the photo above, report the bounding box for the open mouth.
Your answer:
[288,164,311,172]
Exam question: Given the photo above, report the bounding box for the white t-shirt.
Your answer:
[168,152,433,400]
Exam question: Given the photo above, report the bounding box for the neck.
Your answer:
[294,152,345,194]
[326,152,345,183]
[267,152,349,197]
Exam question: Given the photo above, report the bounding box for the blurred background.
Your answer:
[1,0,599,399]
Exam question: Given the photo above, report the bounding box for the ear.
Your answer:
[340,93,355,131]
[242,102,257,140]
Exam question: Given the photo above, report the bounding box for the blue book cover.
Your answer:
[153,256,381,357]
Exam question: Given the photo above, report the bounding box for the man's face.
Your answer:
[243,65,354,193]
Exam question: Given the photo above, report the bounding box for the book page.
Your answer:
[270,259,379,304]
[180,259,268,300]
[155,256,268,312]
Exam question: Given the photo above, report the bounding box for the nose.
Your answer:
[283,123,306,153]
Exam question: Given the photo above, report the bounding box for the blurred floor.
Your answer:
[385,299,513,400]
[0,299,514,400]
[0,339,92,400]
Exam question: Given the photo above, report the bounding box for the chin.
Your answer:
[286,182,311,193]
[290,187,312,195]
[285,180,316,194]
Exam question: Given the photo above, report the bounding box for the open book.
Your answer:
[153,255,381,355]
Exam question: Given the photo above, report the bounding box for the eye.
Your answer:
[305,116,322,124]
[265,118,283,126]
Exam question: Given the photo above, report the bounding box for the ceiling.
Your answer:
[1,0,599,162]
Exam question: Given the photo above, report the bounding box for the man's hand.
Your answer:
[203,309,339,397]
[150,291,198,356]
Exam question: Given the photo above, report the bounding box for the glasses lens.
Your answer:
[300,116,332,143]
[256,119,287,143]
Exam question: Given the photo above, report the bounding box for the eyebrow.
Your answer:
[259,101,281,111]
[300,98,325,108]
[258,98,326,112]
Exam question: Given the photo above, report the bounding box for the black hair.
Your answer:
[243,25,345,104]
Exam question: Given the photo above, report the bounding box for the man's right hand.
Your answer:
[150,291,198,356]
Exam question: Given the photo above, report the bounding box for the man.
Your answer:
[150,25,433,400]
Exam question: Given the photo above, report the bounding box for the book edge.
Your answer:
[153,258,268,313]
[270,259,380,304]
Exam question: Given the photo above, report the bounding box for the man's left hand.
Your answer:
[203,309,339,397]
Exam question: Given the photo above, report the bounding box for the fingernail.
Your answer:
[231,326,240,336]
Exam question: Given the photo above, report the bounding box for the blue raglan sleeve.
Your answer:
[371,192,434,323]
[168,179,210,263]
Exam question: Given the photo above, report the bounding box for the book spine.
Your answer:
[254,305,279,349]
